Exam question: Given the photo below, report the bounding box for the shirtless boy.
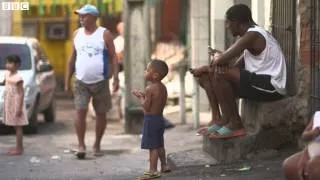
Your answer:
[132,59,171,180]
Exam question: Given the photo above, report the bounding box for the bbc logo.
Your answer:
[1,2,29,11]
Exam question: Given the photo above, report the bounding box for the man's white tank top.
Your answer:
[74,27,108,84]
[244,26,287,95]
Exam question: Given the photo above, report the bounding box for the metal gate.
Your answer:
[272,0,297,96]
[310,0,320,114]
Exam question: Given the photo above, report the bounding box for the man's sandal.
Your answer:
[207,124,222,133]
[138,172,161,180]
[209,126,247,139]
[197,124,222,136]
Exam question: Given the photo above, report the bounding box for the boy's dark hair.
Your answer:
[6,55,21,65]
[226,4,254,24]
[150,59,169,80]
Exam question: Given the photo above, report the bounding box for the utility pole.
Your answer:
[124,0,151,134]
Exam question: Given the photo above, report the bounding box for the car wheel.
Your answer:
[24,101,38,134]
[44,99,56,123]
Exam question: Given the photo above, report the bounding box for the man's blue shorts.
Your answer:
[141,115,165,150]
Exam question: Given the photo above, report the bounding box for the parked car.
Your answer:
[0,36,56,133]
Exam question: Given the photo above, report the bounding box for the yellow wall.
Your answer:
[12,10,22,36]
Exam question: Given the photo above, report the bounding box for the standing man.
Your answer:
[65,4,119,159]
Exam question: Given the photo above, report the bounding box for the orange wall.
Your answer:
[160,0,181,42]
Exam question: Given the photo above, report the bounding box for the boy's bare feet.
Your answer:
[93,144,103,156]
[8,147,17,152]
[8,148,23,156]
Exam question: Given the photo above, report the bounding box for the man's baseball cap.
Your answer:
[74,4,99,16]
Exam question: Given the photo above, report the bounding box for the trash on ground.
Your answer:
[237,165,251,171]
[29,157,40,163]
[51,155,61,160]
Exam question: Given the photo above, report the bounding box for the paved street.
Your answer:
[0,98,292,180]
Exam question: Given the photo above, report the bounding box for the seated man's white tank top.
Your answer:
[243,26,287,95]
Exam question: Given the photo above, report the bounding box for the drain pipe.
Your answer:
[192,78,200,129]
[179,61,187,124]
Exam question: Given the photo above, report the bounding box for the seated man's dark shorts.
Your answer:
[238,69,284,101]
[141,115,165,150]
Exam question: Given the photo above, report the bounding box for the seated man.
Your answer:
[192,4,287,139]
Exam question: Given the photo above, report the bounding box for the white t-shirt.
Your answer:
[243,26,287,95]
[313,111,320,130]
[311,111,320,145]
[74,27,108,84]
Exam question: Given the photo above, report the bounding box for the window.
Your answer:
[0,44,32,70]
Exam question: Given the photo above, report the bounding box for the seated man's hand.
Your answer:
[214,65,229,75]
[189,66,210,77]
[210,52,221,66]
[208,47,222,55]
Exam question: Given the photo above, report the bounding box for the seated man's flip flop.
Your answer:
[138,172,161,180]
[197,124,222,136]
[209,126,247,139]
[207,124,222,133]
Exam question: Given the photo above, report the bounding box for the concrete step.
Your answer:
[202,135,255,164]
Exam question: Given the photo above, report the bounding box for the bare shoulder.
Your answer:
[103,29,113,40]
[241,31,261,43]
[146,84,156,92]
[158,83,167,96]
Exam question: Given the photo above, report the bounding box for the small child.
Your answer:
[132,59,171,180]
[297,111,320,180]
[1,55,28,156]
